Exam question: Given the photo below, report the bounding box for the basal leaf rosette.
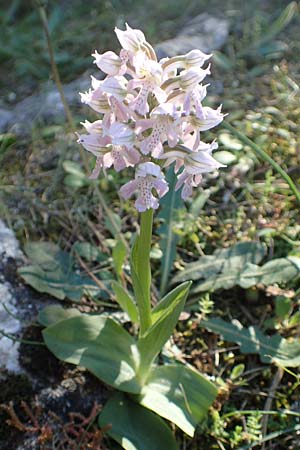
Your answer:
[77,23,225,211]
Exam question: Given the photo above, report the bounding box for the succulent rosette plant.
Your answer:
[39,24,226,450]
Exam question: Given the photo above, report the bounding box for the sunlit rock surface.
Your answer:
[155,13,229,59]
[0,220,24,372]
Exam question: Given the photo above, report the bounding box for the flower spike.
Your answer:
[78,24,226,210]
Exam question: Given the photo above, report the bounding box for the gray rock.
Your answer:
[0,72,101,136]
[0,219,23,263]
[0,221,23,373]
[0,220,54,373]
[0,108,14,133]
[155,13,229,59]
[0,282,22,372]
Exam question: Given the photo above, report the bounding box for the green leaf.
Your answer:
[172,242,300,293]
[239,257,300,288]
[99,392,178,450]
[213,150,237,165]
[200,317,300,367]
[255,2,297,47]
[219,132,243,151]
[43,313,141,393]
[275,296,292,320]
[111,281,139,324]
[64,174,87,189]
[63,160,88,189]
[158,167,183,295]
[105,212,122,238]
[18,242,100,302]
[288,311,300,327]
[137,282,191,373]
[238,2,297,59]
[171,241,266,292]
[230,364,245,380]
[72,241,107,263]
[139,364,217,437]
[38,305,81,327]
[112,240,127,278]
[190,189,211,216]
[212,51,233,71]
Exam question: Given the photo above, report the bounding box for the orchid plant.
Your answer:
[39,24,225,450]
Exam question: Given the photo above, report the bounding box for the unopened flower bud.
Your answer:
[179,67,210,90]
[184,49,211,68]
[92,50,122,76]
[115,23,146,52]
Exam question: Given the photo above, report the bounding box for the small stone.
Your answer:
[0,109,14,133]
[0,282,22,373]
[155,13,229,59]
[0,220,23,263]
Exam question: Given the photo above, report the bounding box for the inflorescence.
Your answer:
[77,24,225,212]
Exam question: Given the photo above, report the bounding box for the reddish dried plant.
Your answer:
[0,399,110,450]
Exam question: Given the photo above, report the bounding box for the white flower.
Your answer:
[120,162,169,211]
[77,24,226,210]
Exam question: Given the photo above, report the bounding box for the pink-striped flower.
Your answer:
[120,162,169,211]
[115,23,157,61]
[128,56,166,115]
[137,103,181,157]
[77,122,140,175]
[182,105,225,150]
[159,141,224,199]
[162,49,211,74]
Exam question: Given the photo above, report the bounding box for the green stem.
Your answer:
[222,121,300,204]
[136,209,153,335]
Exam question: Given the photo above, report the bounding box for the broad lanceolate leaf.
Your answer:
[139,364,217,437]
[201,317,300,367]
[158,167,183,295]
[19,242,100,302]
[99,392,178,450]
[172,241,266,286]
[111,281,139,324]
[171,242,300,293]
[38,305,81,327]
[239,257,300,288]
[137,282,191,375]
[43,313,142,393]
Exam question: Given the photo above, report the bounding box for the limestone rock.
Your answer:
[0,72,100,136]
[155,13,229,59]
